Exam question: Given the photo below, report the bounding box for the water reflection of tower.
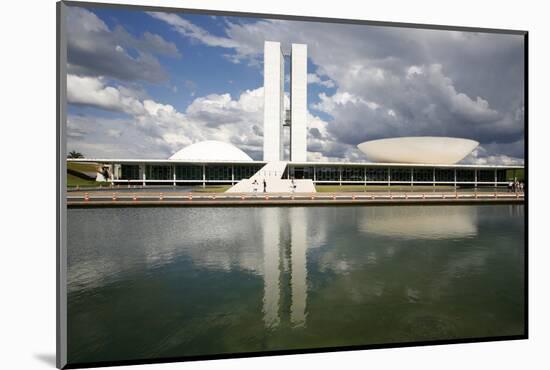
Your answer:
[289,208,307,327]
[262,208,281,328]
[261,208,309,329]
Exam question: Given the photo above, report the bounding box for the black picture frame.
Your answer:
[56,1,528,368]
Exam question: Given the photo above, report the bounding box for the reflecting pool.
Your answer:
[67,205,525,364]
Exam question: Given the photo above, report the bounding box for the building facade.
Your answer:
[69,158,522,188]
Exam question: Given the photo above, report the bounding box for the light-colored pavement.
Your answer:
[67,190,524,207]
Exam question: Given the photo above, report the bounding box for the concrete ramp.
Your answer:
[227,161,316,193]
[251,161,288,181]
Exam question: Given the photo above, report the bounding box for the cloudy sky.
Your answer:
[65,5,525,164]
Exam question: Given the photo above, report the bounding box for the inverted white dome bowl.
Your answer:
[357,137,479,165]
[169,140,253,162]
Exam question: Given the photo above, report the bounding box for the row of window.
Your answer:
[119,164,263,181]
[288,167,507,182]
[119,164,509,182]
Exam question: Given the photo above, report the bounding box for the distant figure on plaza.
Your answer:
[252,179,258,192]
[291,177,296,192]
[263,179,267,193]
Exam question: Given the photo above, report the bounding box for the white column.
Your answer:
[142,165,146,187]
[290,43,307,162]
[113,164,119,180]
[313,166,316,183]
[454,168,457,189]
[263,41,284,162]
[173,168,176,186]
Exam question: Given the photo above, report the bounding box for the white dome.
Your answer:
[169,140,253,162]
[357,137,479,165]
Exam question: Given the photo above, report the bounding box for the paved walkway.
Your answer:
[67,191,524,207]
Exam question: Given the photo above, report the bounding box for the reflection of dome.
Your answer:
[357,136,479,164]
[359,206,477,240]
[169,140,253,161]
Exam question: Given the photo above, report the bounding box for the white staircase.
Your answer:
[226,161,316,193]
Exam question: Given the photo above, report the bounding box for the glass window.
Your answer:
[366,168,387,182]
[413,168,433,182]
[206,165,232,180]
[175,165,203,180]
[390,168,411,182]
[456,169,475,182]
[341,167,363,181]
[497,170,507,182]
[289,167,314,179]
[435,168,454,182]
[120,165,140,180]
[234,165,263,180]
[478,170,495,182]
[315,166,339,181]
[147,165,172,180]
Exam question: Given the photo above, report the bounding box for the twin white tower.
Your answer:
[263,41,308,162]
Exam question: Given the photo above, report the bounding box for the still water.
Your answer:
[67,205,525,364]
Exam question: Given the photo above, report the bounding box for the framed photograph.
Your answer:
[57,1,527,368]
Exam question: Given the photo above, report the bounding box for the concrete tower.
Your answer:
[263,41,308,162]
[263,41,285,161]
[290,44,307,162]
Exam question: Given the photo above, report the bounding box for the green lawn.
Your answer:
[191,185,232,193]
[67,161,103,188]
[506,168,524,182]
[67,173,107,188]
[67,161,99,173]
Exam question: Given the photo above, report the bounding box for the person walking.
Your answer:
[263,179,267,193]
[252,179,258,193]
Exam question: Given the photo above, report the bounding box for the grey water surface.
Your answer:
[67,205,525,364]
